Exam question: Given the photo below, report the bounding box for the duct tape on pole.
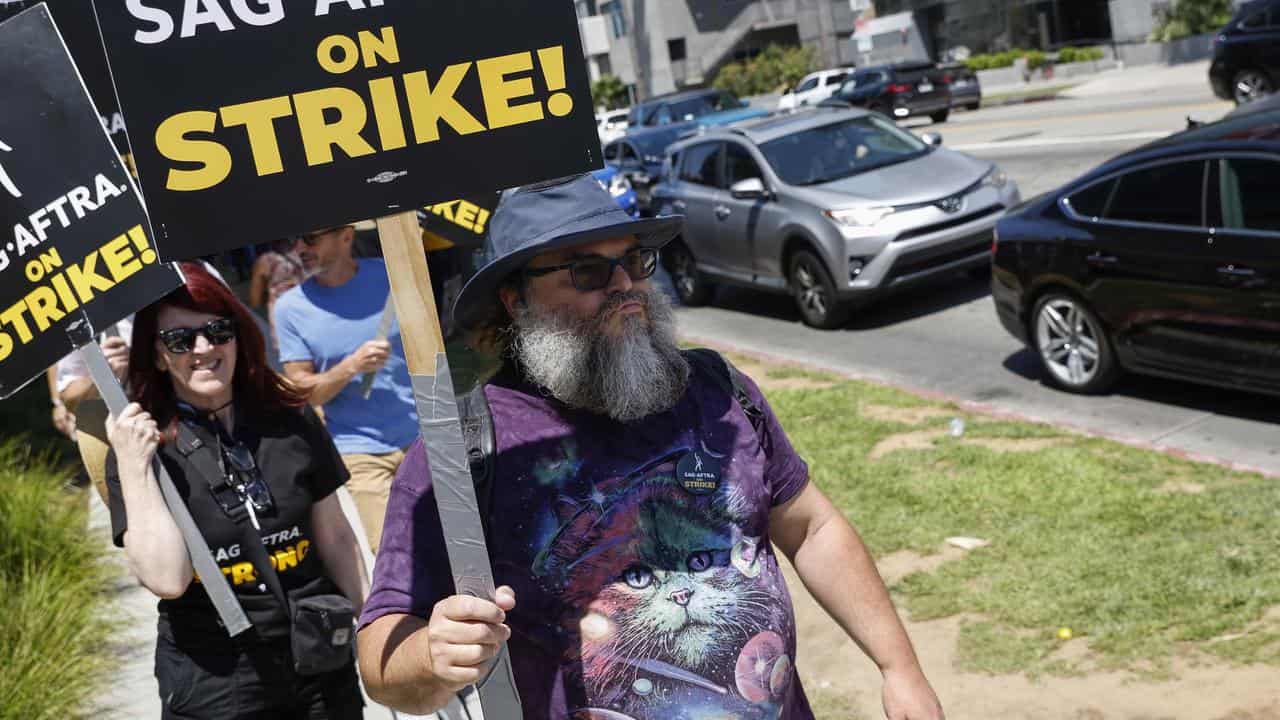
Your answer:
[377,211,522,720]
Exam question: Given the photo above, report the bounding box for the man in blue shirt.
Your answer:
[275,225,419,552]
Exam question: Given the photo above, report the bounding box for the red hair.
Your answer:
[128,262,308,434]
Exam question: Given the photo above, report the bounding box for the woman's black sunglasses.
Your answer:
[158,317,236,354]
[523,247,659,292]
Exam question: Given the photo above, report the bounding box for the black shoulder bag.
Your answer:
[176,418,355,675]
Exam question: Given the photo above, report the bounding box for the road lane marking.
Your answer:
[953,131,1170,151]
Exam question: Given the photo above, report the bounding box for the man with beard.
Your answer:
[274,224,418,552]
[357,175,944,720]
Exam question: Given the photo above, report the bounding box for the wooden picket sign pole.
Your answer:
[376,211,522,720]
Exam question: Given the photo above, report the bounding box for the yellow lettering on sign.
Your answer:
[475,52,543,130]
[404,63,486,143]
[220,96,293,176]
[155,111,234,192]
[293,88,378,166]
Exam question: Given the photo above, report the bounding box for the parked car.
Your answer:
[826,61,953,123]
[591,164,639,217]
[650,107,1020,328]
[778,67,855,111]
[603,127,686,215]
[992,106,1280,397]
[1210,0,1280,104]
[628,88,767,129]
[597,108,630,144]
[941,62,982,111]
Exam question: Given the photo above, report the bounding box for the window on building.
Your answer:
[600,0,626,38]
[668,38,687,62]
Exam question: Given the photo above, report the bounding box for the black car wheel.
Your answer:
[665,240,713,306]
[790,249,849,329]
[966,101,981,111]
[930,109,950,123]
[1233,69,1273,104]
[1032,293,1120,394]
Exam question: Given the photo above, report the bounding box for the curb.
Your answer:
[681,332,1279,480]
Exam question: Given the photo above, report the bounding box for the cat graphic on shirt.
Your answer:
[535,460,789,717]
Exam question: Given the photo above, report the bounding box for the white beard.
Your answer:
[511,289,689,422]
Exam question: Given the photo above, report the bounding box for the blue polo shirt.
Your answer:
[273,258,418,455]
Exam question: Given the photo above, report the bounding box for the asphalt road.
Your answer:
[674,70,1280,476]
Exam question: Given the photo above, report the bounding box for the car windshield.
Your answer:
[667,92,742,120]
[759,115,930,186]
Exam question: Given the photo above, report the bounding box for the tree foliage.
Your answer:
[591,74,629,110]
[1151,0,1234,42]
[713,44,817,98]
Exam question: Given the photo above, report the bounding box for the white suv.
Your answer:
[778,68,855,111]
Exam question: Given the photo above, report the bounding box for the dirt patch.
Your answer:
[1158,481,1207,495]
[964,437,1068,453]
[726,357,834,392]
[861,404,954,425]
[869,430,948,460]
[878,544,968,586]
[780,556,1280,720]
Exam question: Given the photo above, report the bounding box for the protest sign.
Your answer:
[94,0,602,260]
[0,0,130,159]
[420,193,501,252]
[0,5,180,399]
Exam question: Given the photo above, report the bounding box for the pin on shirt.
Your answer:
[677,449,722,495]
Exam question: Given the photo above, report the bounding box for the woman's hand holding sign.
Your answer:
[106,402,161,476]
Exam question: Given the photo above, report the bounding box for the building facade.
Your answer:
[576,0,874,101]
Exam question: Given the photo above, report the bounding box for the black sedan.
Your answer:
[992,107,1280,397]
[825,61,953,123]
[1209,0,1280,104]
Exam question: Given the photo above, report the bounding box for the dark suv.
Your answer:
[825,61,953,123]
[1210,0,1280,104]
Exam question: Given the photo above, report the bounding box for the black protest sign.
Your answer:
[0,5,181,399]
[420,193,500,251]
[94,0,602,261]
[0,0,130,159]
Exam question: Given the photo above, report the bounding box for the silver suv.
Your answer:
[650,107,1021,328]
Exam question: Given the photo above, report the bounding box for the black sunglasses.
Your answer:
[210,438,275,520]
[524,247,659,292]
[158,317,236,354]
[297,225,351,246]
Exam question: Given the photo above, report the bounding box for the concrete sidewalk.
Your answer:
[983,59,1214,105]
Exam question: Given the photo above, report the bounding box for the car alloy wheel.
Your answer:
[666,241,712,306]
[1233,70,1272,104]
[790,249,848,329]
[1033,294,1117,393]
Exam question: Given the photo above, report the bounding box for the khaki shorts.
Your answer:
[341,449,405,554]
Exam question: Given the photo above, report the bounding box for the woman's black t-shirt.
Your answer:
[106,404,349,641]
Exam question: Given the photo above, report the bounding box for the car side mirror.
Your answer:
[783,87,793,95]
[730,178,769,200]
[920,132,943,147]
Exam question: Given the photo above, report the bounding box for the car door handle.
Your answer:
[1086,252,1119,267]
[1217,264,1256,278]
[672,200,687,212]
[715,205,731,220]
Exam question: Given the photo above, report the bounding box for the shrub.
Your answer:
[591,74,629,111]
[713,44,817,97]
[1151,0,1234,42]
[0,438,113,719]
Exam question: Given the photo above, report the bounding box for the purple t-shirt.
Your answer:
[362,361,816,720]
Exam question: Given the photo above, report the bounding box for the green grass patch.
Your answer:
[759,373,1280,677]
[0,438,115,719]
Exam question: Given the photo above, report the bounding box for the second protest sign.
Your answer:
[94,0,602,260]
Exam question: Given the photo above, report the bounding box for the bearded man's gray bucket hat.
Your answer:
[452,173,684,333]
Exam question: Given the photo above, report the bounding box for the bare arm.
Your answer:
[358,588,516,715]
[108,404,194,599]
[771,482,943,720]
[311,492,369,615]
[60,376,97,408]
[282,341,390,407]
[248,256,270,309]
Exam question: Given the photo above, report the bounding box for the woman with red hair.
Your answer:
[105,262,367,719]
